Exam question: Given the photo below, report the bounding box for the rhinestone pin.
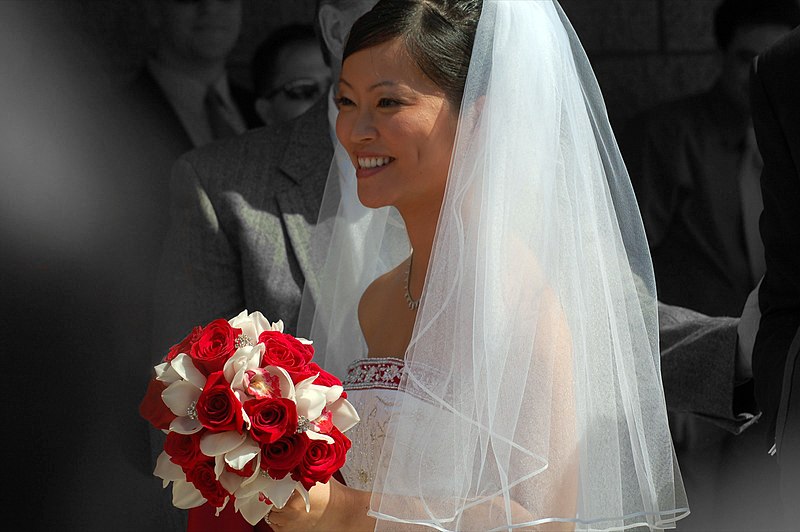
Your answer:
[235,334,254,349]
[296,415,311,433]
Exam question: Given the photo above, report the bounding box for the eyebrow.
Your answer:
[338,78,400,91]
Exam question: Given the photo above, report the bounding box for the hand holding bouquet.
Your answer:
[139,310,359,525]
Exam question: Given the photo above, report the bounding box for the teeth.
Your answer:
[357,157,392,169]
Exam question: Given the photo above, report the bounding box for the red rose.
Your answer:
[196,371,245,433]
[185,458,229,508]
[292,426,351,490]
[190,319,241,375]
[243,397,298,445]
[259,331,314,380]
[165,325,203,362]
[164,431,204,468]
[139,378,176,430]
[260,433,309,480]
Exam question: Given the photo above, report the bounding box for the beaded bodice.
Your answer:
[340,357,404,491]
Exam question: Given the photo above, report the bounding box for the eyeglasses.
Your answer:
[265,78,329,101]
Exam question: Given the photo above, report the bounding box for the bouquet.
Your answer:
[139,310,359,525]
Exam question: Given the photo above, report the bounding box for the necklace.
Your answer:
[404,253,420,311]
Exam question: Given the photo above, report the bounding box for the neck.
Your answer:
[401,204,440,298]
[154,48,227,85]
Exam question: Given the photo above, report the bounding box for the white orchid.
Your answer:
[159,354,207,434]
[153,452,206,509]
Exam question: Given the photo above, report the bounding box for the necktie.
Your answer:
[738,126,766,283]
[204,86,239,140]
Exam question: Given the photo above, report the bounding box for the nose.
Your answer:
[349,108,377,145]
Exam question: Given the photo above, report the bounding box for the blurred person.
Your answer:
[149,1,379,529]
[621,0,799,318]
[122,0,266,365]
[129,0,262,153]
[748,26,800,520]
[252,23,332,126]
[620,2,799,528]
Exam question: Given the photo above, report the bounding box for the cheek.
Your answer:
[335,117,351,150]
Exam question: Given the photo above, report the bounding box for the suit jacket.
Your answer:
[751,28,800,458]
[620,84,755,317]
[658,302,757,434]
[127,66,263,154]
[152,98,333,356]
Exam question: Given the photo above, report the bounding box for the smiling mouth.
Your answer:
[357,156,394,169]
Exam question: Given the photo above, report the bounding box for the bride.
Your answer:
[271,0,687,530]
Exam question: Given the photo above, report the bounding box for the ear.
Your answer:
[318,3,347,62]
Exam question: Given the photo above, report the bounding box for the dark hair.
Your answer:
[343,0,483,108]
[713,0,800,50]
[251,24,319,96]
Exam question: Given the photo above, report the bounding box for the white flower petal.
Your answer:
[224,344,264,385]
[264,365,296,401]
[235,495,273,526]
[200,431,247,457]
[264,476,299,509]
[155,362,181,383]
[162,380,202,416]
[305,430,333,444]
[295,386,326,420]
[225,438,260,471]
[296,483,311,512]
[169,416,203,434]
[238,468,268,495]
[329,397,361,433]
[171,479,207,509]
[215,454,227,480]
[323,385,343,404]
[171,354,206,389]
[154,451,184,483]
[219,469,245,495]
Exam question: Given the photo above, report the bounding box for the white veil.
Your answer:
[298,0,688,529]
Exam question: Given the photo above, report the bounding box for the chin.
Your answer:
[356,189,391,211]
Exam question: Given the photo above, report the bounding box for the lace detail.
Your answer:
[342,357,404,391]
[340,356,453,491]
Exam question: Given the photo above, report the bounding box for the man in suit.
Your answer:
[152,0,373,354]
[148,1,378,528]
[749,26,800,518]
[131,0,262,152]
[621,0,798,318]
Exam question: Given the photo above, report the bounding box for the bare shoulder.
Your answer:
[358,267,399,340]
[358,262,414,356]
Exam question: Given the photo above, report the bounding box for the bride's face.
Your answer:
[336,37,458,214]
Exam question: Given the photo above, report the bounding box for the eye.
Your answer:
[377,98,401,108]
[335,96,355,108]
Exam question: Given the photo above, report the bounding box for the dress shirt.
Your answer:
[147,58,247,147]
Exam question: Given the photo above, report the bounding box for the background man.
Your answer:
[621,0,798,318]
[750,26,800,519]
[252,23,331,126]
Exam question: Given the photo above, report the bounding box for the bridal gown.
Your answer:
[339,357,406,491]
